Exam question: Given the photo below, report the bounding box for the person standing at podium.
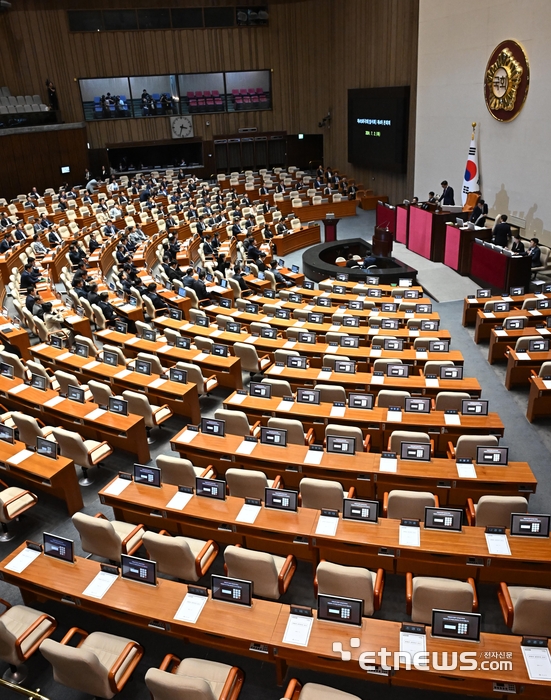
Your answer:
[492,214,511,248]
[438,180,455,205]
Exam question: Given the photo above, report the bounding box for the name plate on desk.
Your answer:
[283,341,297,349]
[483,312,496,318]
[330,405,346,418]
[270,365,285,375]
[371,374,385,385]
[543,380,551,390]
[494,330,508,336]
[369,348,382,358]
[125,337,140,346]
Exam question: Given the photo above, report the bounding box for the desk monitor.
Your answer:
[287,355,307,369]
[381,303,398,313]
[510,286,525,296]
[297,388,320,405]
[135,359,152,376]
[177,287,187,298]
[121,554,156,586]
[142,329,157,342]
[289,294,302,304]
[128,296,138,308]
[303,280,314,290]
[333,285,346,295]
[36,436,58,459]
[476,289,492,298]
[400,442,431,462]
[257,272,266,281]
[211,575,252,607]
[176,336,191,350]
[342,316,359,328]
[220,279,229,289]
[404,289,420,299]
[74,342,89,358]
[43,533,74,564]
[429,340,450,352]
[260,426,287,447]
[195,476,226,500]
[318,594,363,627]
[440,366,463,380]
[528,339,549,352]
[425,507,462,532]
[169,307,182,321]
[0,362,14,379]
[276,309,291,320]
[421,320,440,331]
[367,288,382,298]
[245,303,259,314]
[431,610,481,642]
[265,487,298,512]
[387,363,410,377]
[260,327,278,339]
[381,319,399,330]
[278,259,285,267]
[212,343,228,358]
[494,302,510,312]
[327,435,356,455]
[510,513,550,538]
[298,331,316,344]
[476,446,508,466]
[109,397,128,416]
[366,276,379,285]
[219,298,232,309]
[243,265,251,275]
[538,298,551,310]
[348,393,374,410]
[67,385,85,403]
[250,382,271,398]
[169,367,188,384]
[291,264,300,274]
[308,312,324,324]
[196,315,209,328]
[336,273,349,282]
[416,304,432,313]
[133,463,161,487]
[318,297,332,308]
[455,216,464,227]
[405,397,431,413]
[263,288,276,299]
[340,335,359,348]
[348,300,364,311]
[0,424,14,444]
[334,360,355,374]
[227,321,241,334]
[30,373,47,390]
[504,317,525,330]
[384,338,403,351]
[461,400,489,416]
[115,320,128,334]
[201,417,225,437]
[50,335,64,350]
[399,278,413,287]
[343,498,379,523]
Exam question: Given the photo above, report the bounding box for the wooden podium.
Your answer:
[444,224,492,275]
[407,206,450,262]
[321,218,340,242]
[470,240,532,293]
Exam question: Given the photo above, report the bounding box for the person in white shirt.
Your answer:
[107,179,119,195]
[109,205,122,219]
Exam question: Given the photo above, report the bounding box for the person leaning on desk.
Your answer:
[492,214,512,247]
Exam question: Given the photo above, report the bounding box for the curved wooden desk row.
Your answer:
[1,544,549,697]
[0,315,32,360]
[0,239,33,284]
[170,429,536,506]
[223,393,504,454]
[475,308,551,343]
[463,292,551,326]
[505,349,551,390]
[488,327,551,364]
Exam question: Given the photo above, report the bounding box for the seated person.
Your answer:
[31,233,48,257]
[89,236,101,255]
[97,291,123,327]
[20,262,41,290]
[193,271,210,302]
[144,282,168,311]
[529,237,542,268]
[0,232,13,253]
[345,253,359,268]
[42,302,68,338]
[262,223,273,240]
[72,278,88,299]
[256,252,269,273]
[470,197,488,225]
[215,253,230,277]
[87,283,100,306]
[511,234,525,254]
[232,264,253,296]
[270,260,292,288]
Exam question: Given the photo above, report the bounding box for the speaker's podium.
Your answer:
[407,205,453,262]
[470,239,532,293]
[321,217,340,242]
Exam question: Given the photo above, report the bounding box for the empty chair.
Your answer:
[122,390,172,443]
[0,350,28,380]
[135,320,152,338]
[250,321,271,335]
[536,361,551,377]
[274,349,300,363]
[26,359,59,390]
[406,573,477,624]
[10,412,55,448]
[498,582,551,637]
[101,344,128,367]
[447,434,498,460]
[299,477,354,511]
[373,358,402,373]
[40,629,143,699]
[156,455,214,488]
[190,308,208,324]
[325,331,347,344]
[224,545,296,600]
[434,391,471,412]
[322,354,348,370]
[376,390,411,408]
[268,417,314,445]
[325,424,369,451]
[388,430,431,454]
[88,380,114,408]
[134,351,165,376]
[281,679,361,700]
[225,468,281,500]
[52,427,113,485]
[233,342,271,374]
[466,495,528,527]
[423,360,454,376]
[413,336,440,350]
[513,335,544,352]
[383,490,438,520]
[72,511,144,562]
[175,362,218,395]
[314,384,346,403]
[315,560,384,617]
[143,530,218,582]
[54,370,92,400]
[214,408,260,437]
[0,479,38,542]
[261,378,293,397]
[74,334,98,357]
[145,655,244,700]
[399,302,416,312]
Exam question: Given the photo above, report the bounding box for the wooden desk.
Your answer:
[444,224,492,275]
[474,308,551,343]
[272,224,321,256]
[407,208,450,263]
[470,241,532,295]
[0,240,32,284]
[462,293,550,327]
[505,348,551,389]
[171,429,537,506]
[278,198,358,222]
[488,327,551,363]
[527,375,551,422]
[0,316,32,360]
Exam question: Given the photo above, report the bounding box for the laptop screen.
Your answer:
[0,362,14,379]
[260,427,287,447]
[287,355,307,369]
[169,307,183,320]
[297,388,320,405]
[384,338,403,351]
[261,327,277,339]
[510,513,550,538]
[201,417,225,437]
[195,476,226,500]
[142,329,157,342]
[109,397,128,415]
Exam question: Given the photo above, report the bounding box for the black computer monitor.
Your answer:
[424,507,462,532]
[196,315,209,328]
[298,331,316,344]
[121,554,156,586]
[133,463,161,487]
[510,286,524,296]
[0,362,14,379]
[348,300,364,311]
[260,426,287,447]
[50,335,64,349]
[366,276,379,285]
[211,574,252,606]
[220,279,229,289]
[176,336,191,350]
[431,610,481,642]
[383,338,403,351]
[537,299,551,310]
[381,319,399,330]
[289,294,303,304]
[212,344,229,357]
[317,594,363,626]
[387,363,410,377]
[340,335,359,348]
[143,329,157,342]
[74,342,89,358]
[348,393,374,410]
[245,303,259,314]
[43,533,74,563]
[297,388,320,405]
[250,382,271,398]
[421,320,440,331]
[400,442,431,461]
[429,340,450,352]
[440,366,463,380]
[476,289,492,298]
[342,316,359,328]
[308,312,324,324]
[263,288,276,299]
[334,360,355,375]
[276,309,291,320]
[67,385,85,403]
[318,297,332,308]
[135,359,152,376]
[327,435,356,455]
[264,487,299,512]
[227,321,241,334]
[461,400,489,416]
[476,446,509,465]
[261,327,278,339]
[494,302,510,312]
[333,285,346,295]
[169,367,188,384]
[103,350,119,367]
[128,296,138,308]
[169,307,183,320]
[343,498,379,523]
[219,298,232,309]
[196,476,226,500]
[335,273,348,282]
[0,424,14,444]
[109,397,128,416]
[404,398,431,413]
[291,264,300,274]
[36,436,58,459]
[287,355,307,369]
[416,304,432,313]
[381,303,398,313]
[528,339,549,352]
[30,373,47,391]
[368,288,382,298]
[510,513,551,538]
[201,417,225,437]
[404,289,420,299]
[303,280,314,290]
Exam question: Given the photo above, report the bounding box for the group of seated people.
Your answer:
[141,90,174,116]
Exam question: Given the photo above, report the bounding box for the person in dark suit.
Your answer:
[259,185,269,196]
[215,253,230,277]
[116,244,131,265]
[262,223,273,240]
[275,182,284,194]
[438,180,455,206]
[492,214,511,248]
[345,254,359,268]
[232,264,253,296]
[97,292,122,327]
[21,262,41,290]
[529,238,542,268]
[270,260,292,287]
[144,282,168,311]
[48,228,63,246]
[89,236,100,255]
[193,272,210,301]
[470,198,488,225]
[511,234,525,254]
[256,252,268,273]
[0,232,13,254]
[14,224,27,242]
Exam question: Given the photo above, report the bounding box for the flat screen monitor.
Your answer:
[220,279,229,289]
[264,487,298,512]
[43,533,74,563]
[381,319,399,329]
[289,294,302,304]
[476,446,508,465]
[115,320,128,334]
[429,340,450,352]
[340,335,359,348]
[318,594,363,626]
[387,363,409,377]
[0,424,15,444]
[121,554,156,586]
[318,297,332,308]
[381,303,397,312]
[36,436,58,459]
[196,315,209,327]
[257,272,266,281]
[342,316,359,328]
[404,290,420,299]
[303,280,314,290]
[367,288,382,298]
[67,384,85,403]
[178,287,187,298]
[327,435,356,455]
[135,359,152,376]
[510,513,551,538]
[226,321,241,334]
[333,285,346,295]
[201,417,225,437]
[348,393,374,410]
[404,397,431,413]
[528,339,549,352]
[494,302,510,312]
[74,342,89,358]
[128,296,138,308]
[276,309,291,320]
[103,350,119,367]
[30,373,47,390]
[0,362,14,379]
[195,476,226,500]
[169,307,182,320]
[431,610,481,642]
[366,276,379,284]
[211,574,252,607]
[263,288,275,298]
[260,426,287,447]
[176,336,191,349]
[291,264,300,274]
[400,442,431,461]
[383,338,403,351]
[421,320,440,331]
[424,507,462,532]
[169,367,188,384]
[335,360,355,374]
[278,259,285,267]
[50,335,63,349]
[537,299,551,310]
[133,463,161,487]
[476,289,492,298]
[250,382,271,398]
[440,365,463,380]
[461,400,489,416]
[308,312,324,324]
[212,343,228,357]
[287,355,307,369]
[297,388,320,405]
[142,329,157,342]
[343,498,379,523]
[336,273,349,282]
[298,331,316,344]
[245,303,259,314]
[416,304,432,313]
[510,286,524,296]
[109,397,128,415]
[219,298,232,309]
[348,300,364,310]
[261,327,278,339]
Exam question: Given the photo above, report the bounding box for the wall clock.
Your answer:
[170,115,194,139]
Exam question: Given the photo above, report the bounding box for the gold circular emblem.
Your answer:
[484,40,529,122]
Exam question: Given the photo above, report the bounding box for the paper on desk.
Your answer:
[55,352,72,361]
[317,370,332,380]
[166,491,193,511]
[415,351,428,358]
[444,413,461,426]
[521,646,551,681]
[115,369,132,379]
[399,525,421,547]
[157,345,172,353]
[386,411,402,423]
[368,328,379,335]
[371,375,385,385]
[409,330,419,337]
[83,360,101,370]
[538,328,551,335]
[456,462,477,479]
[485,533,511,556]
[330,405,346,418]
[400,631,427,658]
[65,315,82,324]
[82,571,118,600]
[235,440,257,455]
[229,393,246,405]
[315,515,339,536]
[530,310,543,316]
[283,341,296,349]
[483,312,496,318]
[369,310,380,316]
[304,450,324,465]
[43,396,65,408]
[149,378,167,389]
[283,614,314,647]
[126,337,140,345]
[515,352,531,361]
[270,365,284,375]
[293,321,305,328]
[329,325,341,331]
[194,353,209,362]
[232,310,242,317]
[209,329,223,337]
[369,349,382,358]
[96,329,112,337]
[33,343,48,351]
[236,503,261,524]
[501,296,514,302]
[494,330,508,336]
[544,380,551,390]
[182,323,193,330]
[5,547,42,573]
[379,457,398,472]
[178,430,199,444]
[173,593,208,624]
[425,378,440,388]
[104,477,132,496]
[305,305,315,311]
[85,408,106,421]
[7,384,29,395]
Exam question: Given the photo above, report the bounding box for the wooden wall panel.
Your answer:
[0,0,418,202]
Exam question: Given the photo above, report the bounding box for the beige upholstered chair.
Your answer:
[190,308,208,324]
[406,573,478,624]
[0,479,38,542]
[40,628,143,699]
[376,390,411,408]
[121,390,173,443]
[513,335,544,352]
[373,358,402,373]
[195,336,214,352]
[325,424,369,451]
[299,477,355,511]
[233,342,271,374]
[447,434,498,460]
[54,370,92,400]
[224,545,296,600]
[261,378,293,397]
[133,352,165,376]
[412,336,439,350]
[434,391,471,412]
[423,360,454,376]
[314,384,346,403]
[498,583,551,637]
[156,455,214,488]
[274,349,300,364]
[383,490,438,520]
[11,412,55,448]
[0,599,56,683]
[387,430,432,454]
[91,303,107,330]
[214,409,260,437]
[72,512,144,562]
[101,344,129,366]
[324,332,347,344]
[143,530,218,582]
[73,334,98,357]
[175,362,218,395]
[225,468,282,500]
[145,655,244,700]
[267,417,314,445]
[315,561,384,617]
[466,495,528,527]
[322,354,348,370]
[27,359,60,390]
[282,679,361,700]
[88,380,114,408]
[0,350,28,380]
[52,427,113,486]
